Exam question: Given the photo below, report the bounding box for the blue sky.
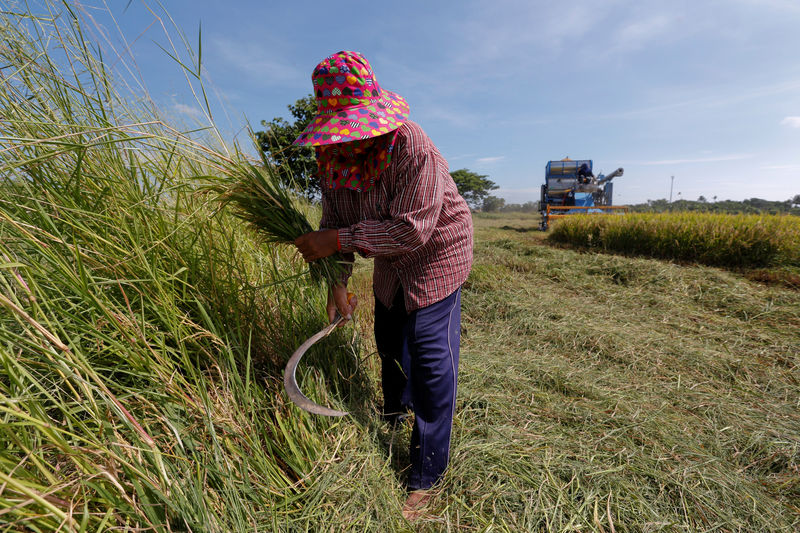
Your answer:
[84,0,800,204]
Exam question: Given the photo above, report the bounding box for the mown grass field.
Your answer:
[437,213,800,531]
[314,212,799,531]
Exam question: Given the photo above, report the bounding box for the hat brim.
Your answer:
[293,90,409,146]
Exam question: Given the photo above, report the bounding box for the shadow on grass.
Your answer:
[745,268,800,290]
[500,225,541,233]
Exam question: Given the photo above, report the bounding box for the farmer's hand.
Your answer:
[294,229,338,262]
[328,285,357,325]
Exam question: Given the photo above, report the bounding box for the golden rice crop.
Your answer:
[548,212,800,268]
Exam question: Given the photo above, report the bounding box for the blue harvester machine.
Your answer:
[539,158,626,230]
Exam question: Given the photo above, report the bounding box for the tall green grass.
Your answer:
[0,3,369,530]
[548,212,800,268]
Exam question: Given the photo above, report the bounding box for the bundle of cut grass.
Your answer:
[211,164,347,287]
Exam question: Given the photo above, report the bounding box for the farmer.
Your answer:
[292,51,473,519]
[577,162,593,184]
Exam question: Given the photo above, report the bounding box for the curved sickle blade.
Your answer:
[283,315,349,417]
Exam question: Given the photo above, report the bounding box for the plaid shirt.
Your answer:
[320,121,473,312]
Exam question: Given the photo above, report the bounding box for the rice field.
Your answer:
[547,212,800,268]
[1,3,799,532]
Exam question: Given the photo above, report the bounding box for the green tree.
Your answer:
[450,168,498,210]
[482,195,505,212]
[255,95,319,199]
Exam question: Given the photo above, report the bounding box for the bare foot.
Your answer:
[402,489,432,521]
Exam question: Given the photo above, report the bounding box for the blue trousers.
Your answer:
[374,287,461,490]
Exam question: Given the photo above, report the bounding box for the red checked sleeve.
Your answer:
[337,149,443,258]
[319,192,355,284]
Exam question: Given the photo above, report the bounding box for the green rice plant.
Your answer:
[208,163,348,288]
[548,212,800,268]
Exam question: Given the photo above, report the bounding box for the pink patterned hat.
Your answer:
[293,51,410,146]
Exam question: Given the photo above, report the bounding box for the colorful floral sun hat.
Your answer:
[293,51,410,146]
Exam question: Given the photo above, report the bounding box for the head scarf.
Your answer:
[316,128,400,191]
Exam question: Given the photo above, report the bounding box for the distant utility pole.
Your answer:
[669,175,674,203]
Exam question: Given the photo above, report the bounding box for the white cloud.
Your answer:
[494,187,541,203]
[444,2,603,75]
[212,37,305,87]
[611,14,675,53]
[732,0,800,13]
[761,164,800,170]
[476,156,505,163]
[173,103,204,118]
[781,116,800,128]
[446,153,475,162]
[640,154,753,165]
[496,187,540,195]
[417,105,481,128]
[591,79,800,121]
[535,4,598,50]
